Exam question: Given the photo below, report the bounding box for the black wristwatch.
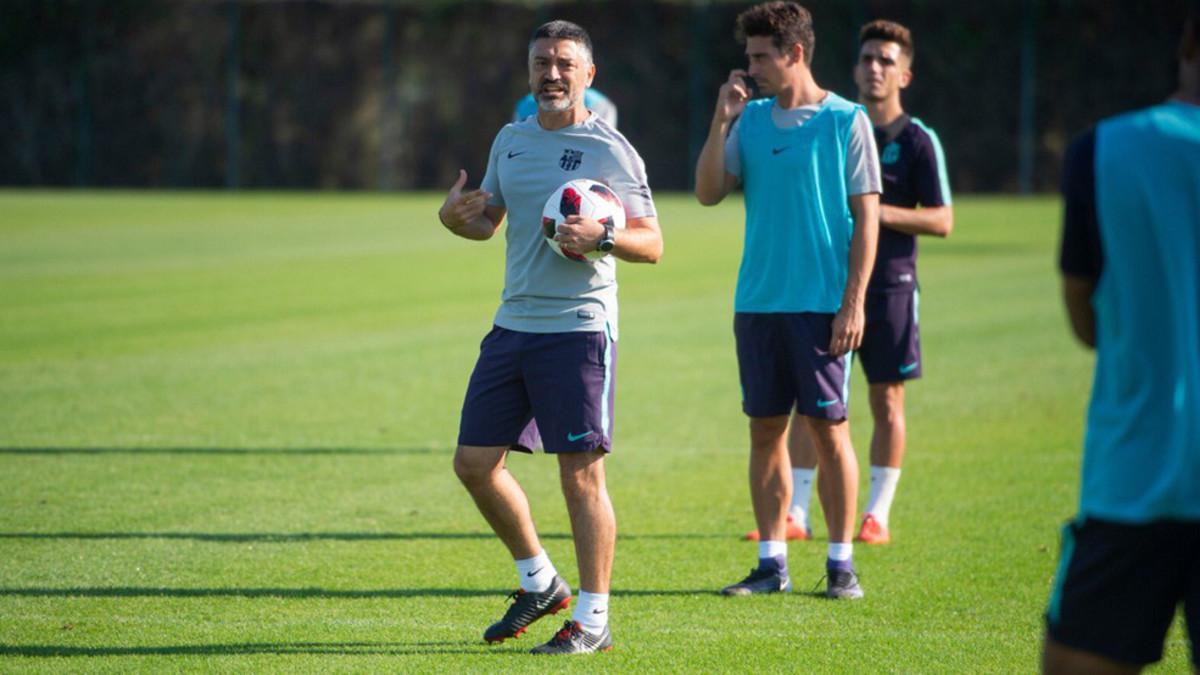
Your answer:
[597,220,616,253]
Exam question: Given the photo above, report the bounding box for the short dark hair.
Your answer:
[736,2,816,66]
[859,19,914,63]
[529,20,593,64]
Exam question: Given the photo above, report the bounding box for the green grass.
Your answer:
[0,190,1191,672]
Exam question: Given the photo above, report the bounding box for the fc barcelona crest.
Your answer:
[559,148,584,171]
[881,142,900,165]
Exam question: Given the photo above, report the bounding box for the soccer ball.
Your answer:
[541,178,626,262]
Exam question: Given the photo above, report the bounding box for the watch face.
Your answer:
[598,239,615,252]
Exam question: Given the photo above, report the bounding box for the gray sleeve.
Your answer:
[608,138,656,219]
[845,109,882,196]
[723,117,742,178]
[479,128,506,207]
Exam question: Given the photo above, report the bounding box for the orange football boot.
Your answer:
[854,514,891,544]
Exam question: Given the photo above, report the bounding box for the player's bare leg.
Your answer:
[722,415,794,596]
[455,444,571,644]
[804,417,857,543]
[790,415,820,536]
[859,382,905,543]
[558,449,615,594]
[538,448,615,651]
[804,415,864,598]
[455,445,542,558]
[1042,637,1142,675]
[749,415,792,543]
[743,416,812,541]
[869,382,906,468]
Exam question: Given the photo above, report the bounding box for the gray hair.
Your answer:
[527,20,593,65]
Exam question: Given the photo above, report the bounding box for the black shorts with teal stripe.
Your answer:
[858,289,921,384]
[1046,517,1200,666]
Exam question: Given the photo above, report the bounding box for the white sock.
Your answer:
[866,466,902,529]
[758,540,787,561]
[828,542,853,562]
[789,467,815,529]
[514,549,556,592]
[572,591,609,634]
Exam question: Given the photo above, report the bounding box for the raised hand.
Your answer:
[439,169,492,231]
[715,69,752,123]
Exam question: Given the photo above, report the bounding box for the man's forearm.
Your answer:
[447,217,497,241]
[613,218,663,264]
[695,119,731,206]
[842,195,880,309]
[881,204,953,238]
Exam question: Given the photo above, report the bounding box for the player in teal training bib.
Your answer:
[1045,8,1200,671]
[694,1,880,602]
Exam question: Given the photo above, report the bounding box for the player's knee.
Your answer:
[869,384,905,426]
[453,447,496,485]
[748,415,789,446]
[558,456,606,499]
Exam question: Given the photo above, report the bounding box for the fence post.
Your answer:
[687,0,710,191]
[74,0,95,187]
[379,2,398,191]
[1018,0,1037,194]
[225,0,241,190]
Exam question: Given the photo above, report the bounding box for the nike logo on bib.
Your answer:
[507,151,526,159]
[772,146,790,155]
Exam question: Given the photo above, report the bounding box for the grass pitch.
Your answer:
[0,190,1191,672]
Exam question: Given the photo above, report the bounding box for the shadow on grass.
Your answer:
[0,586,714,599]
[0,587,504,599]
[0,641,512,657]
[0,532,515,542]
[0,531,730,542]
[0,447,440,456]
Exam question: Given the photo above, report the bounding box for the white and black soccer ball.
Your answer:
[541,178,626,262]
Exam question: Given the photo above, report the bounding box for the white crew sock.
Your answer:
[758,539,787,562]
[866,466,902,528]
[828,542,853,562]
[514,549,556,592]
[789,467,816,529]
[573,591,609,634]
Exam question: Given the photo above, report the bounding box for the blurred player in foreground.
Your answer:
[1043,6,1200,673]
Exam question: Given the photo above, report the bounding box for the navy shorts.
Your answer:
[458,326,617,454]
[1046,517,1200,666]
[858,289,921,385]
[734,312,851,421]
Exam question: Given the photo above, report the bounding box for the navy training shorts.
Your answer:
[1046,516,1200,666]
[458,326,616,453]
[734,312,851,421]
[858,289,922,385]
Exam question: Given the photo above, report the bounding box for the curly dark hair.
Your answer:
[736,2,816,65]
[860,20,913,63]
